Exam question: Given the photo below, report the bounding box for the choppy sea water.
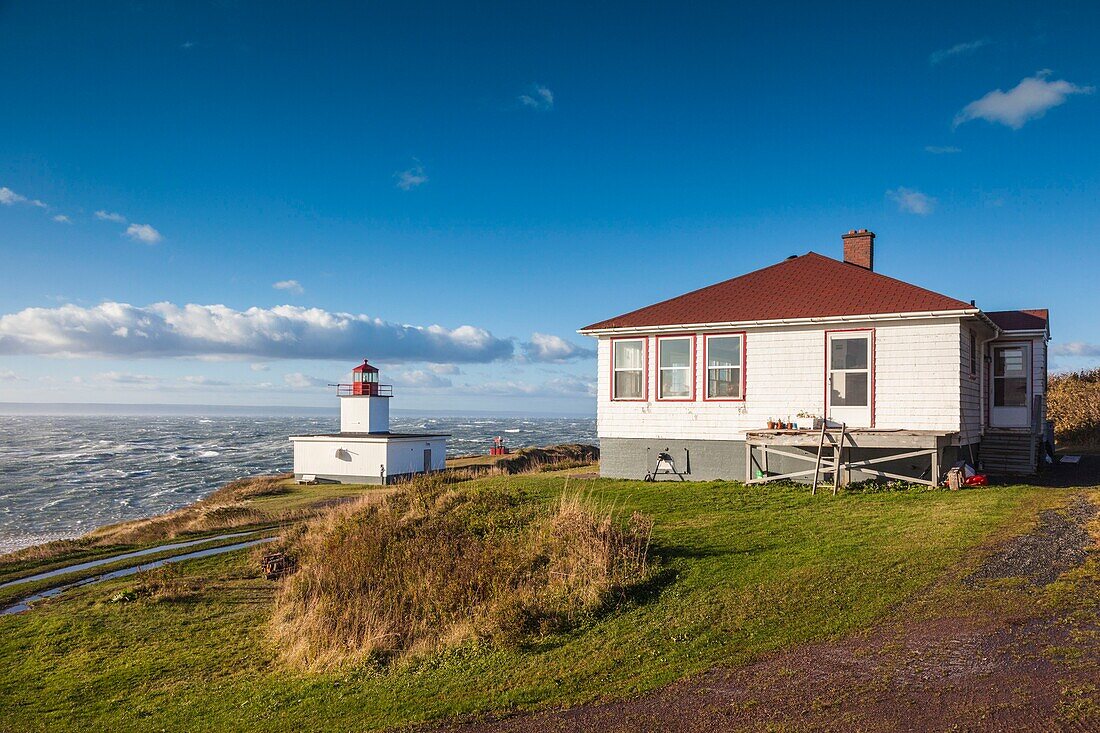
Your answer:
[0,414,596,553]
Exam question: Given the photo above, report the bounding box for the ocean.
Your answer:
[0,413,596,553]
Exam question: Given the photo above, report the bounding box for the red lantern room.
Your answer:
[350,359,381,396]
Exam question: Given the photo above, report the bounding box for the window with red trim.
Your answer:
[705,334,744,399]
[612,339,645,400]
[658,336,693,399]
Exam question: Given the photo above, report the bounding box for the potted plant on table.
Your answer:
[795,411,818,431]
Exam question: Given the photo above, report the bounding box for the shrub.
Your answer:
[204,474,293,503]
[107,565,203,604]
[269,476,654,670]
[1047,370,1100,448]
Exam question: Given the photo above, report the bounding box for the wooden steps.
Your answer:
[980,431,1038,475]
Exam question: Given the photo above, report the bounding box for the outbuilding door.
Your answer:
[991,343,1031,428]
[423,448,432,473]
[826,331,872,428]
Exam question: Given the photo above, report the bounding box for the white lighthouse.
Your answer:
[289,360,448,484]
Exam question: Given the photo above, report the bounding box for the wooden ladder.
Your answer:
[811,423,847,496]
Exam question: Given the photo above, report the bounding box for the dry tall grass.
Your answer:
[270,475,653,670]
[1048,369,1100,448]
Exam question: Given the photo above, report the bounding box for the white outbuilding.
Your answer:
[289,360,448,484]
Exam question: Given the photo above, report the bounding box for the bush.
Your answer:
[105,565,203,604]
[269,476,654,669]
[1048,370,1100,448]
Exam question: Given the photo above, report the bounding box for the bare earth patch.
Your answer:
[426,495,1100,733]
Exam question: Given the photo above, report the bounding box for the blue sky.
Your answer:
[0,1,1097,414]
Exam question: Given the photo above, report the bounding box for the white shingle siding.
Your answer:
[959,323,987,443]
[596,318,971,441]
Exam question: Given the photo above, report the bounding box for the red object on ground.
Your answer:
[964,474,988,486]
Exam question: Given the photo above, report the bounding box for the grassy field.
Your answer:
[0,473,1071,732]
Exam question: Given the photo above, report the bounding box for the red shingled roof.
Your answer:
[581,252,975,331]
[986,309,1049,332]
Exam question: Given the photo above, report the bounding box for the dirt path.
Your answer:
[427,495,1100,733]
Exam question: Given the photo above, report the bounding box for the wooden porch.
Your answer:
[745,428,957,489]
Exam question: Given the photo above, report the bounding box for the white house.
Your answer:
[289,360,448,484]
[579,230,1050,483]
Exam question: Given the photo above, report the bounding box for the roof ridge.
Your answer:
[581,250,976,332]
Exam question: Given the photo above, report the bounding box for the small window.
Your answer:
[969,330,977,377]
[612,339,645,400]
[706,334,743,399]
[828,335,870,408]
[658,337,693,399]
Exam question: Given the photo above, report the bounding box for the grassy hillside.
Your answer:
[0,471,1057,733]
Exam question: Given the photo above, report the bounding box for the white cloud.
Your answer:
[428,363,460,375]
[925,145,961,154]
[0,369,23,382]
[53,214,72,223]
[954,71,1094,129]
[124,223,163,244]
[930,39,991,65]
[465,375,595,398]
[390,369,453,389]
[250,363,270,372]
[0,301,515,363]
[93,371,160,387]
[0,187,26,205]
[95,210,127,223]
[887,187,936,215]
[0,186,47,208]
[519,84,554,110]
[181,375,232,386]
[396,162,428,190]
[273,279,304,295]
[523,332,596,362]
[284,372,327,389]
[1051,342,1100,357]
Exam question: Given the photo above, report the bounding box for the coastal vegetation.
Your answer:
[272,477,653,668]
[2,460,1087,732]
[0,474,317,582]
[1048,368,1100,449]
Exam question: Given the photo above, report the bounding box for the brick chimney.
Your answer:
[842,229,875,270]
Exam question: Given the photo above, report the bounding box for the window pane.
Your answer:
[995,348,1025,378]
[659,338,691,369]
[660,368,690,398]
[614,370,643,399]
[707,336,741,368]
[830,371,868,407]
[994,377,1027,407]
[708,367,741,398]
[614,340,643,370]
[830,337,868,370]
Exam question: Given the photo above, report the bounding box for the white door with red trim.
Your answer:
[827,332,872,428]
[990,343,1031,428]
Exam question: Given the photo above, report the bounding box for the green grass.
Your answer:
[0,475,1061,732]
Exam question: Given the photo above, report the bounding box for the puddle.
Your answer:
[0,530,261,590]
[1,537,275,615]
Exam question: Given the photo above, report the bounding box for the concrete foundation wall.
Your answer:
[599,437,747,481]
[600,437,978,484]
